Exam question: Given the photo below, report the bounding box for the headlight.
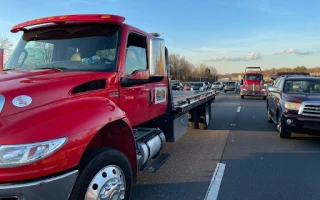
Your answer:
[261,88,266,91]
[284,102,301,111]
[0,137,66,168]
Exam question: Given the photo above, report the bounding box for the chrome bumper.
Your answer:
[241,91,267,96]
[0,170,78,200]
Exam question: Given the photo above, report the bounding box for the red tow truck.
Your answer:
[240,67,267,100]
[0,14,218,200]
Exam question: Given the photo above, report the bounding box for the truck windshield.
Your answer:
[245,74,262,80]
[284,80,320,94]
[5,24,120,72]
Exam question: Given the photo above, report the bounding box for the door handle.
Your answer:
[149,89,153,106]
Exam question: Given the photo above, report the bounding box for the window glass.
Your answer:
[125,33,147,75]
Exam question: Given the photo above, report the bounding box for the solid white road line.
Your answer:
[204,163,226,200]
[237,106,241,112]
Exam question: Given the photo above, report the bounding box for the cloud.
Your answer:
[274,48,313,55]
[204,52,262,62]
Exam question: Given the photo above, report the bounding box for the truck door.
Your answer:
[120,32,152,127]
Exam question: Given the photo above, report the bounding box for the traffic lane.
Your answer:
[132,129,229,200]
[218,97,320,200]
[210,92,240,130]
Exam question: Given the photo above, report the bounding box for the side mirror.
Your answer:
[0,49,4,72]
[121,69,164,87]
[121,69,150,87]
[267,86,278,92]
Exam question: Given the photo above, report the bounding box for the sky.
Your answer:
[0,0,319,74]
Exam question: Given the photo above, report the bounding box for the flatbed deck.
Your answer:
[171,90,219,113]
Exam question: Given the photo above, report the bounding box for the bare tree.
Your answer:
[0,36,14,64]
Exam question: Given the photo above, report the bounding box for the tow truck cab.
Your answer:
[240,67,267,100]
[0,14,217,200]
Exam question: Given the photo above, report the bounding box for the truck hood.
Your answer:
[0,70,116,118]
[284,93,320,103]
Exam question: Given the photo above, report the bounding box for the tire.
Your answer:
[188,121,197,129]
[70,148,133,200]
[188,108,199,129]
[267,106,273,123]
[199,103,210,130]
[241,95,244,99]
[224,90,226,93]
[263,96,266,100]
[277,113,291,139]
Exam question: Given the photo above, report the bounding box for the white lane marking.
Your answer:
[237,106,241,112]
[204,163,226,200]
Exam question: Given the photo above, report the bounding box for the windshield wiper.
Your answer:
[2,68,19,71]
[34,67,67,72]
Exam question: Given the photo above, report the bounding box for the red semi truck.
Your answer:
[0,14,218,200]
[240,67,267,100]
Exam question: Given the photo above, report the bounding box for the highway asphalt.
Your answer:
[132,91,320,200]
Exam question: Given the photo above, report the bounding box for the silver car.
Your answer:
[212,82,223,90]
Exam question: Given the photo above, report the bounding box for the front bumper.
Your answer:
[0,170,78,200]
[283,114,320,135]
[241,91,267,96]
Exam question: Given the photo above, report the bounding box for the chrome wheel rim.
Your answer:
[85,165,126,200]
[205,105,210,125]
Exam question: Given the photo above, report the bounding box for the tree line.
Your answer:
[169,54,219,83]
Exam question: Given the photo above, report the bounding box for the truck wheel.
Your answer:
[241,95,244,99]
[224,90,226,93]
[199,103,210,130]
[263,96,266,100]
[70,148,132,200]
[277,113,291,139]
[188,108,199,129]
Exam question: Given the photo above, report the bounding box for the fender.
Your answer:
[0,95,134,182]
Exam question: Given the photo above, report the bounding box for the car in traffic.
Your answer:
[224,81,236,92]
[183,83,193,91]
[266,76,320,138]
[191,82,207,91]
[212,81,224,90]
[172,82,183,91]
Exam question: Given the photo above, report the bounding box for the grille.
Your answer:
[301,104,320,117]
[247,84,260,91]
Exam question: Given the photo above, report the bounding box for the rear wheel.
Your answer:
[263,96,266,100]
[277,113,291,138]
[199,103,210,130]
[70,148,132,200]
[224,90,226,93]
[188,108,199,129]
[241,95,244,99]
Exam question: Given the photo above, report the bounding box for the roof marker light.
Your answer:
[101,15,111,19]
